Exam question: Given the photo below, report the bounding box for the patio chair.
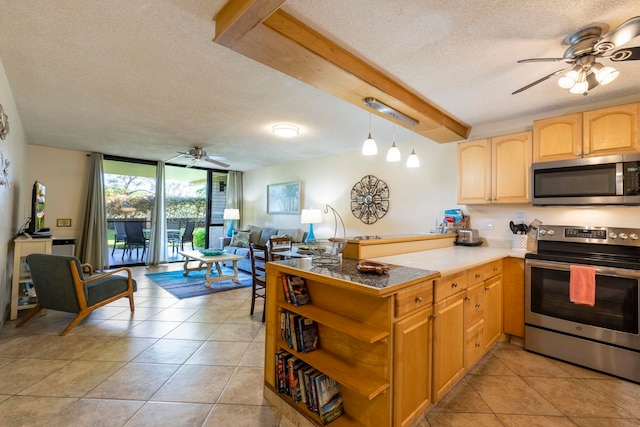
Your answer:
[249,243,268,322]
[167,219,182,253]
[123,221,149,259]
[111,221,127,256]
[178,221,195,251]
[17,253,136,335]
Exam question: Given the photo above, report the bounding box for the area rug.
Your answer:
[145,268,252,299]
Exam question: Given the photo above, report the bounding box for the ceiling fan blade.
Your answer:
[595,16,640,52]
[204,157,230,168]
[186,158,197,168]
[517,58,568,63]
[512,69,566,95]
[608,46,640,61]
[165,153,185,163]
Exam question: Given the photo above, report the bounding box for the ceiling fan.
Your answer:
[166,146,230,168]
[513,16,640,95]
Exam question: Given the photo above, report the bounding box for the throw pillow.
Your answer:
[230,230,250,248]
[259,228,278,245]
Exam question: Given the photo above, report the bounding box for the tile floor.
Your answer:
[1,263,640,427]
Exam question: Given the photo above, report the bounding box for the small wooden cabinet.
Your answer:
[533,102,640,162]
[10,236,53,320]
[432,259,503,402]
[457,131,532,204]
[503,257,525,338]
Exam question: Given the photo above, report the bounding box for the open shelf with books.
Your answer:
[264,261,437,427]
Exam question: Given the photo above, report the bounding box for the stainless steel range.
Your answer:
[525,225,640,383]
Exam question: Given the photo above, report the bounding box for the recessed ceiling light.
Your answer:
[272,124,299,137]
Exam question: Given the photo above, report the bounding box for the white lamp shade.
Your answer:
[595,66,619,85]
[362,133,377,155]
[406,149,420,168]
[223,208,240,220]
[301,208,322,224]
[386,143,401,162]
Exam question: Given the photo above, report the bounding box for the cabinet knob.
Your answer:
[475,273,481,279]
[475,303,481,308]
[452,282,458,288]
[493,266,498,271]
[475,343,481,348]
[485,287,490,291]
[464,296,471,301]
[415,296,423,303]
[430,314,436,320]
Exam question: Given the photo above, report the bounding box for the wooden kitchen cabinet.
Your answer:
[432,291,465,401]
[533,102,640,162]
[464,282,485,368]
[457,131,532,204]
[503,257,525,337]
[484,274,503,349]
[264,260,437,427]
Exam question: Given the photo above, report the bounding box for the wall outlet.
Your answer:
[482,219,494,230]
[515,211,526,222]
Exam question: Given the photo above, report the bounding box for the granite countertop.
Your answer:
[370,246,527,276]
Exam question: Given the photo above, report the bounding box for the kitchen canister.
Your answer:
[512,234,528,251]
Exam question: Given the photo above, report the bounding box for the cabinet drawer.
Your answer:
[484,260,503,279]
[395,281,433,317]
[435,271,467,302]
[467,266,484,285]
[465,320,485,368]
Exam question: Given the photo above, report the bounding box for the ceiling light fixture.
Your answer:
[363,97,419,127]
[386,123,401,162]
[406,149,420,168]
[362,112,377,155]
[272,124,299,137]
[557,56,618,96]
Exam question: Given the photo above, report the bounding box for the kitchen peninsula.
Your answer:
[264,246,525,426]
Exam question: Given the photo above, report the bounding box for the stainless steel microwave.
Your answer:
[532,153,640,205]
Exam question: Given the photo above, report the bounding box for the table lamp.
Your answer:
[301,208,322,242]
[223,208,240,238]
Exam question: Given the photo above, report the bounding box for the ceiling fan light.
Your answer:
[406,149,419,168]
[595,66,619,85]
[362,133,377,155]
[569,81,588,95]
[386,142,401,162]
[558,69,580,89]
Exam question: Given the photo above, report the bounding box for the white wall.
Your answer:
[0,58,29,327]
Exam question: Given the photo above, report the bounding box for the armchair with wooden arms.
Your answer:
[17,253,137,336]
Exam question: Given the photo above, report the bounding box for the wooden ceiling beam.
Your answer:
[213,5,470,143]
[213,0,286,48]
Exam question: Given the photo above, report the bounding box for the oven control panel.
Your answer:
[538,225,640,246]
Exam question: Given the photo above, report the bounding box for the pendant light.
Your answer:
[386,123,401,162]
[361,112,377,155]
[406,126,419,168]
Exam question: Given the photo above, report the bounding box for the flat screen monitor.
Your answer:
[27,181,47,235]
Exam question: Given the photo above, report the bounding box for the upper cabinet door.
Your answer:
[533,113,582,162]
[584,103,640,158]
[457,139,491,204]
[491,131,532,204]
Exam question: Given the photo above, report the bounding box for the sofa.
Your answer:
[222,224,307,273]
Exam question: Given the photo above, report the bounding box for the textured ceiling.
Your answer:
[0,1,639,171]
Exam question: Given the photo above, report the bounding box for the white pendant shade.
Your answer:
[406,149,420,168]
[362,133,377,155]
[386,142,401,161]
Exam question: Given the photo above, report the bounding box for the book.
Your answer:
[281,275,292,304]
[314,373,344,424]
[287,275,311,306]
[298,317,319,353]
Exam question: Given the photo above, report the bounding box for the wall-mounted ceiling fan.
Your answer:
[166,147,230,168]
[513,16,640,95]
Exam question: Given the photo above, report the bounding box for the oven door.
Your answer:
[525,259,640,351]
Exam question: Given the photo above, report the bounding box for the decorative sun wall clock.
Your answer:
[350,175,389,224]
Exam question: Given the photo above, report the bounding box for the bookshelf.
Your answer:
[10,236,53,320]
[264,258,437,427]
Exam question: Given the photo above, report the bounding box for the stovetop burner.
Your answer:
[526,224,640,270]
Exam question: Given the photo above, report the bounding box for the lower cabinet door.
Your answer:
[465,320,485,368]
[394,307,433,427]
[432,292,465,401]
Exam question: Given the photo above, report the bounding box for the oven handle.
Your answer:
[526,259,640,279]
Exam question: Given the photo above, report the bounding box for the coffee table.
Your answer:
[178,250,244,288]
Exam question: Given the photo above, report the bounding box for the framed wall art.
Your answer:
[267,181,300,214]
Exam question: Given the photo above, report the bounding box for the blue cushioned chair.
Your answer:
[17,254,137,335]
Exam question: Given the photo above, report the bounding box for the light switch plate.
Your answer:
[515,211,526,222]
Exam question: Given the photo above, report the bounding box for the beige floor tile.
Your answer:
[225,307,263,324]
[468,352,517,376]
[85,362,179,400]
[166,297,211,309]
[52,398,144,426]
[84,305,130,319]
[149,307,200,321]
[108,306,167,321]
[0,359,70,394]
[137,297,181,308]
[0,357,15,368]
[123,401,213,427]
[66,319,143,337]
[186,341,250,366]
[19,360,124,397]
[0,395,77,427]
[430,378,493,413]
[187,308,236,323]
[29,336,110,360]
[549,359,613,380]
[524,377,634,418]
[496,414,579,426]
[79,337,158,361]
[579,378,640,418]
[122,320,181,338]
[426,411,504,426]
[163,322,222,340]
[570,418,640,427]
[466,375,562,416]
[151,364,235,403]
[491,347,573,378]
[204,403,282,427]
[131,338,203,364]
[0,335,60,358]
[218,366,269,405]
[239,341,266,367]
[209,323,263,341]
